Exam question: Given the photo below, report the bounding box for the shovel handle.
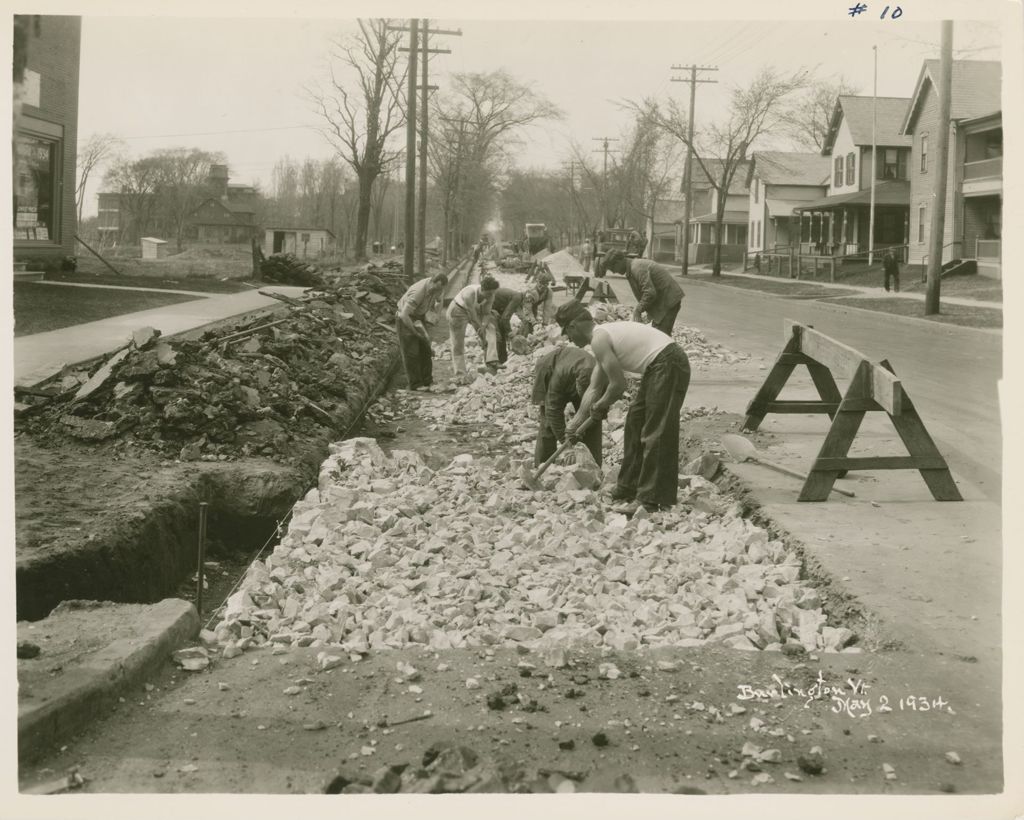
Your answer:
[751,456,856,498]
[532,417,594,481]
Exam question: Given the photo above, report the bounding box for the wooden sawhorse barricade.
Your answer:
[742,321,962,502]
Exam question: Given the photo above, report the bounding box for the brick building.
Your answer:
[13,15,81,262]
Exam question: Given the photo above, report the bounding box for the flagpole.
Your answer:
[868,44,877,265]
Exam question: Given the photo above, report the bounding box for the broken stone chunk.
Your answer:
[172,647,210,672]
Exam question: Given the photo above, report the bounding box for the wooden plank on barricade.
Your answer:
[743,322,961,502]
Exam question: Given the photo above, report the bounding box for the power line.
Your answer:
[115,125,318,140]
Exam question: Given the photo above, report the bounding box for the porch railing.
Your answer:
[796,243,910,282]
[920,241,965,282]
[963,157,1002,181]
[743,245,799,278]
[976,239,1001,261]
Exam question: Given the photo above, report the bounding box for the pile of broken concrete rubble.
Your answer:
[16,272,405,463]
[209,318,856,661]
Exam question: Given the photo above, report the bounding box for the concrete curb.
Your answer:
[18,598,199,763]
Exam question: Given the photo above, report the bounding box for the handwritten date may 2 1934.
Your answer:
[736,671,951,718]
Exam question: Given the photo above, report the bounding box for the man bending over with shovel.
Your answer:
[531,345,603,468]
[557,301,690,514]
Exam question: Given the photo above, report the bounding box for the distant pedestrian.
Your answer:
[883,250,900,293]
[599,248,684,335]
[396,273,448,391]
[581,239,593,272]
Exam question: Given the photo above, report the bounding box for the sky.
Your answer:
[74,10,1006,217]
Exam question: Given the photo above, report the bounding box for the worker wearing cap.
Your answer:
[520,276,553,332]
[557,301,690,514]
[531,345,603,468]
[396,272,448,391]
[447,274,500,378]
[599,248,684,335]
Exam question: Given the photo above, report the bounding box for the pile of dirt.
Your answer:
[16,272,404,464]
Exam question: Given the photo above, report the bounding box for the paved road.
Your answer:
[612,276,1003,502]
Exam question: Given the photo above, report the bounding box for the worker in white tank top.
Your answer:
[555,301,691,514]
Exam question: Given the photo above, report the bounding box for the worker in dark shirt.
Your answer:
[489,287,525,364]
[599,248,684,335]
[531,345,602,467]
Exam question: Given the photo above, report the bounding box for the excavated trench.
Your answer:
[16,258,474,623]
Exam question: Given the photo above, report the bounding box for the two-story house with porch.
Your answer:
[745,151,831,255]
[675,158,750,265]
[900,60,1001,278]
[793,95,912,260]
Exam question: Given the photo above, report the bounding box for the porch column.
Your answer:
[841,209,848,252]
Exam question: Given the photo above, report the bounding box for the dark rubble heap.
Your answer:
[16,270,406,464]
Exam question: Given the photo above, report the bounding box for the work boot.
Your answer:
[611,500,640,516]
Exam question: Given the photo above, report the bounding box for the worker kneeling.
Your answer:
[557,301,690,514]
[532,345,603,469]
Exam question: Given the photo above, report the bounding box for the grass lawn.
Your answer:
[827,296,1002,329]
[45,271,254,294]
[14,282,205,337]
[833,267,1001,302]
[690,272,859,300]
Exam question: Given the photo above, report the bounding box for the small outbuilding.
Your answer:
[140,237,169,260]
[263,227,335,259]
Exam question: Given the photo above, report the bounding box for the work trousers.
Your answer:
[651,302,681,336]
[884,270,900,292]
[446,302,472,375]
[396,319,432,389]
[535,408,603,467]
[615,344,690,507]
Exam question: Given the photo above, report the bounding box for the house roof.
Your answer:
[684,159,751,195]
[748,151,831,187]
[901,59,1001,134]
[265,225,336,237]
[766,198,814,218]
[823,96,912,154]
[692,210,749,224]
[794,180,910,211]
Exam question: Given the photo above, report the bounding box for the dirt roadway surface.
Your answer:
[18,266,1003,796]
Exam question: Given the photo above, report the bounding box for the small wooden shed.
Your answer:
[140,237,169,260]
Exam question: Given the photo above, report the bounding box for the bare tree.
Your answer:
[638,67,807,275]
[434,70,562,252]
[76,133,124,227]
[149,147,224,251]
[104,154,162,244]
[784,75,861,151]
[311,19,407,262]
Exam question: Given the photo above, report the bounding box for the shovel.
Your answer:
[720,434,855,498]
[520,417,596,491]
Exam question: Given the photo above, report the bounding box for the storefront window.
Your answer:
[14,133,58,242]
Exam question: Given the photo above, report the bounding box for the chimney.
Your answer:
[209,164,229,200]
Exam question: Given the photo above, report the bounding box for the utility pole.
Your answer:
[395,20,460,280]
[925,20,953,315]
[868,46,877,265]
[670,64,717,275]
[592,137,619,230]
[561,159,576,245]
[402,20,417,285]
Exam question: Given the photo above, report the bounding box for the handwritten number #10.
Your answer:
[881,5,903,18]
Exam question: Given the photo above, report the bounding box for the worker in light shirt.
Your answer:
[446,274,500,378]
[558,301,690,514]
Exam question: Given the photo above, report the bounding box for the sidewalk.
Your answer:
[682,264,1003,310]
[14,285,309,387]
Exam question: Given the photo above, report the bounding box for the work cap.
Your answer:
[555,300,591,332]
